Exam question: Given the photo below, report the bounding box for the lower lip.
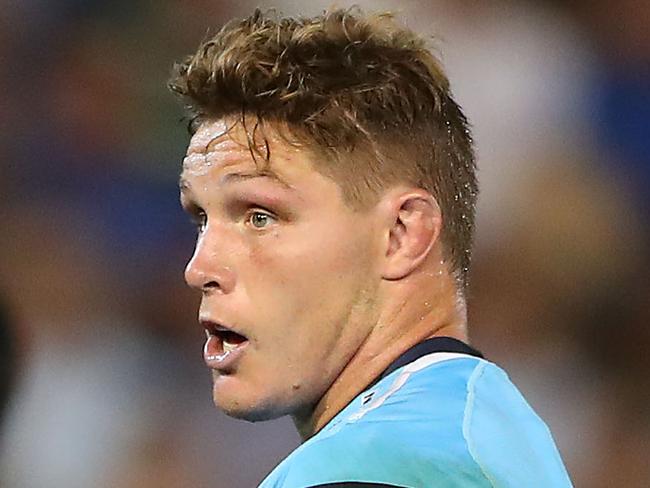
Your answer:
[203,334,249,371]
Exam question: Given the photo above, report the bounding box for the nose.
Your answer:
[184,234,236,294]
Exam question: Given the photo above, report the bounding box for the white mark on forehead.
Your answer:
[182,152,214,177]
[182,120,249,177]
[188,119,230,150]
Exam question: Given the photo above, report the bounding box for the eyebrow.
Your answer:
[178,169,294,193]
[221,170,294,190]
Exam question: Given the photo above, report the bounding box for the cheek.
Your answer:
[247,221,369,292]
[233,226,376,405]
[240,221,374,343]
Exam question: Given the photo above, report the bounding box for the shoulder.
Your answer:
[261,356,572,488]
[262,357,489,488]
[462,361,573,487]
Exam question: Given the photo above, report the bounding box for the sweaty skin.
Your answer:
[181,119,467,439]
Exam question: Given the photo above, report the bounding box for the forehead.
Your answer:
[184,120,305,173]
[179,119,379,234]
[183,119,249,176]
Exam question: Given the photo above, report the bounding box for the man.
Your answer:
[171,8,573,488]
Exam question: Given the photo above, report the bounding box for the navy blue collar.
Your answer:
[373,337,484,387]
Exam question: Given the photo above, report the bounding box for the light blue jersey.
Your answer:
[260,338,573,488]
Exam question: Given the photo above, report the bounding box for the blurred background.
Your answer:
[0,0,648,486]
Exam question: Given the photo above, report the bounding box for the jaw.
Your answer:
[210,361,321,423]
[211,372,278,421]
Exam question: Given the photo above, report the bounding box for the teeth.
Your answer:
[223,340,237,353]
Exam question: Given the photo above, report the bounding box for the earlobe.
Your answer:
[382,190,441,280]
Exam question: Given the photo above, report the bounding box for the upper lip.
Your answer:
[200,318,245,338]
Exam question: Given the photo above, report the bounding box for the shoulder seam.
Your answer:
[462,362,499,488]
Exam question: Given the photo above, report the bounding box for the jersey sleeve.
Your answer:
[463,362,574,487]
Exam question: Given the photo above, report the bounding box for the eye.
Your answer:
[246,210,276,229]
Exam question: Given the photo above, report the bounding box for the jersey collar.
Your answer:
[373,336,484,387]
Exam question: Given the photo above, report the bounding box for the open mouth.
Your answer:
[202,320,249,367]
[208,327,248,354]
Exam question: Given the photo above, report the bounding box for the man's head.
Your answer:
[172,8,477,426]
[171,8,477,288]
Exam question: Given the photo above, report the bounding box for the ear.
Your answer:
[380,189,442,280]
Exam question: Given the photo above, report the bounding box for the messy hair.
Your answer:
[169,7,478,290]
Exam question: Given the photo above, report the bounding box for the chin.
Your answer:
[212,384,295,423]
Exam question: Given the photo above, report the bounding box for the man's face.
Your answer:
[180,120,381,421]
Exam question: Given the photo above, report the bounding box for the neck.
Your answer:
[292,275,467,441]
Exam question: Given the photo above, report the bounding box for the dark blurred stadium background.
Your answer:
[0,1,648,486]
